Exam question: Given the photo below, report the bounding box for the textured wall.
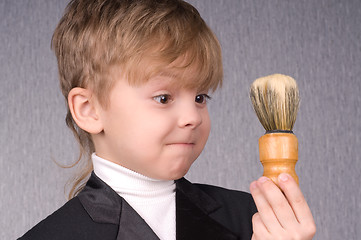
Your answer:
[1,0,360,239]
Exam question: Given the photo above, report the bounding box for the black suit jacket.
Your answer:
[19,172,257,240]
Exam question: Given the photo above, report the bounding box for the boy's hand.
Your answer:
[250,173,316,240]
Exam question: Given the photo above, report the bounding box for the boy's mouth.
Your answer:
[167,143,194,145]
[166,143,195,147]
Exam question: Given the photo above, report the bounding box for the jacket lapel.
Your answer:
[78,172,159,240]
[78,173,239,240]
[176,178,239,240]
[117,199,159,240]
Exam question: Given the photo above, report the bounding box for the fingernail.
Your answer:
[258,176,269,183]
[278,173,289,182]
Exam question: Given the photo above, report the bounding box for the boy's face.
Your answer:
[93,69,211,180]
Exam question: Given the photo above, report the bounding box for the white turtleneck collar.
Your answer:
[92,153,175,194]
[91,153,176,240]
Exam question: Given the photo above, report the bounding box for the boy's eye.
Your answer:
[153,94,171,104]
[195,94,211,104]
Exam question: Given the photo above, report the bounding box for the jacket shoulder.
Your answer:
[18,197,118,240]
[194,183,256,209]
[194,183,257,238]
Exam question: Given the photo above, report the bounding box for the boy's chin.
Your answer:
[157,166,192,181]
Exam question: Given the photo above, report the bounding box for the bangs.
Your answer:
[119,2,223,92]
[124,40,223,92]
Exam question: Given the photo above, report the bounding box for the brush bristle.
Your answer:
[250,74,300,132]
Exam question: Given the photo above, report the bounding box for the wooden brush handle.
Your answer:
[259,133,299,186]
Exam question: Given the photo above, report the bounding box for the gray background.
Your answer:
[1,0,360,239]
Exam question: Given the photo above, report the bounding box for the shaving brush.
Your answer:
[250,74,300,186]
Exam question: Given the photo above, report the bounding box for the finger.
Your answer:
[252,212,271,240]
[278,173,315,226]
[256,176,299,230]
[250,179,283,233]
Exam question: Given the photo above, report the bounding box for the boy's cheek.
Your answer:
[202,119,211,143]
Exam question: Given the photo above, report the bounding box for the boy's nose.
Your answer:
[177,104,203,129]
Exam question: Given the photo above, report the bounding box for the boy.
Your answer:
[20,0,316,239]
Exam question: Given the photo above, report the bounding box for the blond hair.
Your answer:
[52,0,223,199]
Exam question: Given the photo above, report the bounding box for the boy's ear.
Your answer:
[68,87,104,134]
